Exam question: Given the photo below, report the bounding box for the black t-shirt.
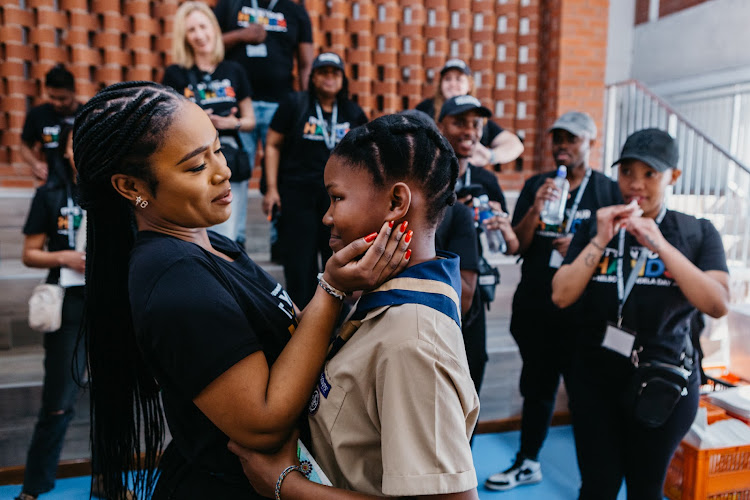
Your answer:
[128,231,298,493]
[21,103,76,185]
[23,181,83,285]
[510,169,622,331]
[565,210,728,363]
[415,97,502,148]
[270,92,367,187]
[162,61,251,137]
[215,0,312,102]
[436,202,483,331]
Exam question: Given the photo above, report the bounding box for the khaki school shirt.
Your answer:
[308,296,480,496]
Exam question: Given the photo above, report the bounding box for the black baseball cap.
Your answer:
[612,128,679,172]
[438,95,492,122]
[312,52,344,72]
[440,58,471,76]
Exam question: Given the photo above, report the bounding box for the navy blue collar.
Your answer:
[350,251,462,327]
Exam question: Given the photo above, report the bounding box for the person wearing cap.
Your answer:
[485,111,622,491]
[437,96,520,409]
[263,52,367,308]
[551,129,729,499]
[416,58,524,170]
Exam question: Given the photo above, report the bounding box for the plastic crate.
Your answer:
[664,439,750,500]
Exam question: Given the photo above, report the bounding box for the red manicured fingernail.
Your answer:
[404,230,413,243]
[364,232,378,243]
[388,220,394,228]
[399,221,408,232]
[405,249,412,260]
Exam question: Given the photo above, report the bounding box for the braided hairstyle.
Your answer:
[331,112,458,225]
[73,81,183,499]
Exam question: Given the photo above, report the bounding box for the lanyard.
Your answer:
[315,100,339,150]
[251,0,278,11]
[564,168,592,234]
[66,195,76,249]
[615,205,667,327]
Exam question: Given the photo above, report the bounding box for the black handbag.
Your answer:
[219,140,252,182]
[623,334,695,429]
[477,255,500,309]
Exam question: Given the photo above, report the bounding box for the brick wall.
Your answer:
[0,0,610,191]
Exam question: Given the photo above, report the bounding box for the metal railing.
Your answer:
[603,80,750,270]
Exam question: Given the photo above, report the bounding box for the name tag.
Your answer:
[549,249,564,268]
[602,322,636,357]
[246,43,268,58]
[318,371,331,398]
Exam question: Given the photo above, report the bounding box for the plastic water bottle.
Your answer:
[541,166,570,226]
[475,194,507,254]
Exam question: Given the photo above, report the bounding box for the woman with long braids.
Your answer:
[73,81,411,499]
[229,113,481,500]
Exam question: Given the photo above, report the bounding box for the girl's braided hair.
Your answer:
[331,112,458,224]
[73,81,183,499]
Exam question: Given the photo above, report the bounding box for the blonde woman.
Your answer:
[163,1,256,243]
[415,59,523,169]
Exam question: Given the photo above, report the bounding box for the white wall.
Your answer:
[605,0,635,85]
[631,0,750,88]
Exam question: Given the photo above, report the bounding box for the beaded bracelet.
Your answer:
[590,239,605,251]
[317,273,346,301]
[275,465,302,500]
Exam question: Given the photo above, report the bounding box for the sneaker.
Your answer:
[485,457,542,491]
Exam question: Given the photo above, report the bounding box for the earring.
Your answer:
[135,196,148,209]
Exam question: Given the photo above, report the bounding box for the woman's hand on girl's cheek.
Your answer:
[624,217,667,253]
[227,432,300,499]
[323,220,411,292]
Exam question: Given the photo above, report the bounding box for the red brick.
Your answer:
[60,0,89,9]
[36,9,68,27]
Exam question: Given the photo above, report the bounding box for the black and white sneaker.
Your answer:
[484,457,542,491]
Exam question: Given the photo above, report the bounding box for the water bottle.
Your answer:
[541,165,570,226]
[474,194,507,254]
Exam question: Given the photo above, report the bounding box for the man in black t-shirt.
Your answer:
[436,97,520,404]
[485,111,622,492]
[20,65,80,185]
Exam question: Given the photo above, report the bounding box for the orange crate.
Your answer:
[664,440,750,500]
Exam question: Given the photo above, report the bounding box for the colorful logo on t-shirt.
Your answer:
[302,117,351,144]
[184,79,237,107]
[42,125,61,149]
[591,246,676,287]
[536,208,592,238]
[238,6,288,32]
[57,205,84,241]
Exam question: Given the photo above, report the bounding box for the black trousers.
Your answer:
[510,323,574,461]
[568,347,699,500]
[278,184,332,309]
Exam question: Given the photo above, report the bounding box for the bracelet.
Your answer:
[317,273,346,300]
[489,149,496,165]
[235,119,242,131]
[590,239,605,251]
[275,465,302,500]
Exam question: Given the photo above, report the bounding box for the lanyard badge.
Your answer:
[603,205,667,357]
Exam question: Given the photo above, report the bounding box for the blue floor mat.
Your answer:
[0,426,659,499]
